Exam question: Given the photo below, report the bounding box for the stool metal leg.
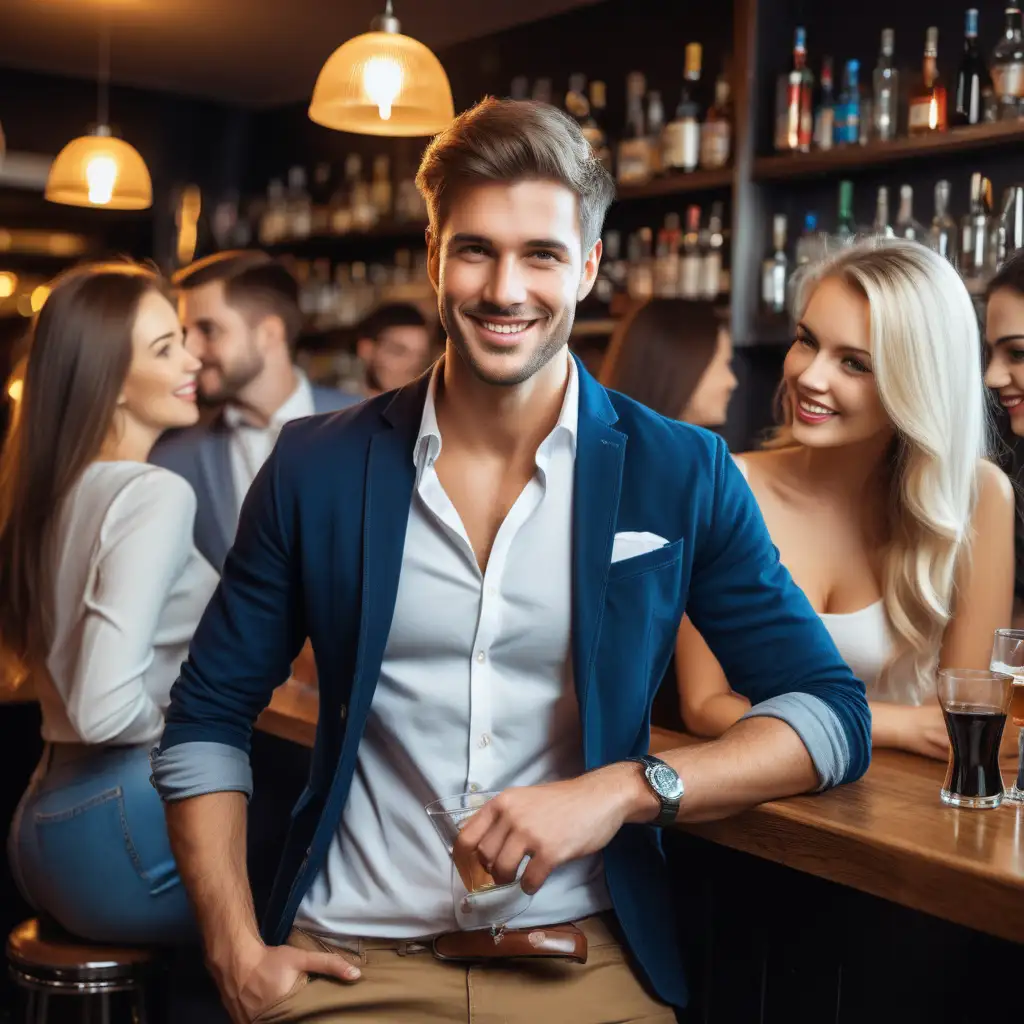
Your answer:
[34,991,49,1024]
[23,989,35,1024]
[99,992,111,1024]
[132,988,149,1024]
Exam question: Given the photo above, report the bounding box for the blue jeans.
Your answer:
[8,743,196,945]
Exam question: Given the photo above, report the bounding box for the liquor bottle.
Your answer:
[872,29,900,141]
[617,72,650,186]
[349,155,376,231]
[908,27,948,135]
[929,180,958,264]
[679,205,703,299]
[776,27,814,152]
[602,230,629,297]
[664,43,704,173]
[873,186,894,237]
[371,155,392,221]
[961,172,993,290]
[259,179,286,246]
[655,213,682,298]
[833,60,861,146]
[813,57,835,151]
[795,212,822,267]
[585,81,613,171]
[991,7,1024,120]
[310,162,333,236]
[565,73,590,127]
[953,9,991,126]
[836,179,856,242]
[646,90,666,176]
[894,185,925,241]
[510,77,529,101]
[701,201,726,299]
[700,74,732,169]
[761,214,789,314]
[626,228,655,300]
[532,78,553,104]
[286,167,312,241]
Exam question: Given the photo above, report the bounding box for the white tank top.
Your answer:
[733,457,931,706]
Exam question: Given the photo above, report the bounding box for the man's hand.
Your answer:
[454,763,659,896]
[218,941,361,1024]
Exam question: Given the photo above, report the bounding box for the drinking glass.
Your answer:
[937,668,1012,809]
[990,628,1024,804]
[425,791,532,934]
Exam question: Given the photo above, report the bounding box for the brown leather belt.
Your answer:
[432,923,587,963]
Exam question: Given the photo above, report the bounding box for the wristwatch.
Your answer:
[624,754,684,827]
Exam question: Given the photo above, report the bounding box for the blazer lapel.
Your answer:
[345,373,430,730]
[199,422,237,565]
[571,358,626,768]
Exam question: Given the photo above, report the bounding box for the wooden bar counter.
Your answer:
[258,679,1024,946]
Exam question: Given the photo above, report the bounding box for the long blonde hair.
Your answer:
[769,237,991,699]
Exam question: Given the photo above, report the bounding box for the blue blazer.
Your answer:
[151,385,358,571]
[160,358,870,1008]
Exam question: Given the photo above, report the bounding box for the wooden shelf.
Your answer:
[571,318,618,337]
[618,167,733,201]
[754,120,1024,183]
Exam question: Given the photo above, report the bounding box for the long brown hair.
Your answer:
[0,261,162,684]
[600,298,722,419]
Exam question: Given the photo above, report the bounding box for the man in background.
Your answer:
[152,251,357,572]
[355,302,435,398]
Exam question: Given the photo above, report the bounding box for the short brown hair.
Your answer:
[172,250,303,348]
[415,97,616,253]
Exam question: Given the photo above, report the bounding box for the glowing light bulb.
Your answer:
[30,285,50,313]
[7,378,22,402]
[363,55,403,120]
[85,153,118,205]
[0,272,16,299]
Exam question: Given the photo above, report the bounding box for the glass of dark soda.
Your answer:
[938,668,1013,809]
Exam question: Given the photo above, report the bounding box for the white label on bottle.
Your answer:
[680,255,702,299]
[908,99,936,130]
[662,121,700,171]
[700,253,722,299]
[994,64,1024,99]
[617,140,650,184]
[700,124,731,168]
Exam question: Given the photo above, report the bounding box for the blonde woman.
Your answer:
[677,238,1015,759]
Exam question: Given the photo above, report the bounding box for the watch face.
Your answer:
[648,762,684,801]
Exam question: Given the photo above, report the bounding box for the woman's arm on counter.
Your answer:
[675,615,749,737]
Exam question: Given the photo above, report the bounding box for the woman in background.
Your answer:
[983,248,1024,629]
[677,238,1014,759]
[599,298,737,426]
[1,262,217,943]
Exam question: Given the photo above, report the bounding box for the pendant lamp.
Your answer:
[308,1,454,137]
[45,27,152,210]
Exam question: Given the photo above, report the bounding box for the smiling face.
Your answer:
[985,285,1024,434]
[783,276,893,448]
[429,179,600,387]
[118,289,202,433]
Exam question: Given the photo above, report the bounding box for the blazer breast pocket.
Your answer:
[607,536,684,582]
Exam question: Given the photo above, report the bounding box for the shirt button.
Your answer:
[468,783,480,793]
[478,734,491,749]
[475,650,486,663]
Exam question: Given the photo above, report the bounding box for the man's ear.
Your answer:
[576,238,603,302]
[427,228,441,294]
[253,313,287,354]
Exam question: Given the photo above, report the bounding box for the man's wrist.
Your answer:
[599,760,661,825]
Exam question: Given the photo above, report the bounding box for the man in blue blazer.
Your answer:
[153,99,870,1024]
[151,251,358,571]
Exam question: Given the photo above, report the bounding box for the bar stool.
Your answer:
[6,919,155,1024]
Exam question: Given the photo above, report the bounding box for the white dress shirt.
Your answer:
[295,356,611,939]
[222,370,314,518]
[38,462,218,746]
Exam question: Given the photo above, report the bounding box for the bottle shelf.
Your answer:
[617,167,733,200]
[263,221,429,255]
[754,120,1024,182]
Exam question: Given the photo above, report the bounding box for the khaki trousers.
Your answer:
[253,914,676,1024]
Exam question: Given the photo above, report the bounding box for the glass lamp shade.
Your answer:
[45,130,152,210]
[308,30,455,137]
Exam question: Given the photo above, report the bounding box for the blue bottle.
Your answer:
[833,59,862,146]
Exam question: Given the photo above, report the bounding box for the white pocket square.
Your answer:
[610,531,670,564]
